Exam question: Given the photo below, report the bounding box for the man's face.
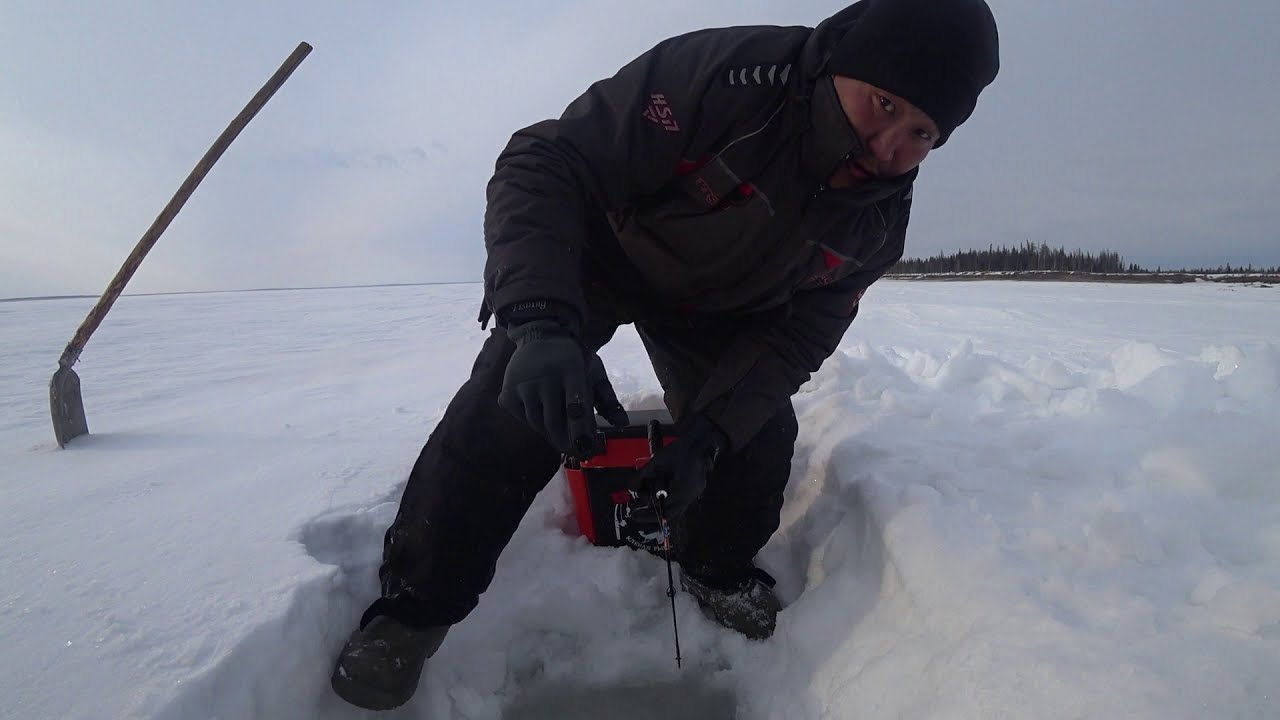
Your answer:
[828,75,940,188]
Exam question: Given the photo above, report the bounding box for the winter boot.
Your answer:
[680,564,782,640]
[330,603,449,711]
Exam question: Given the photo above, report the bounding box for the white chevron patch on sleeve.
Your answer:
[725,63,793,88]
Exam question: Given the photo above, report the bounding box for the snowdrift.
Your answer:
[1,281,1276,719]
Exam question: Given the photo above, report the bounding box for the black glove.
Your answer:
[630,415,729,519]
[498,317,629,456]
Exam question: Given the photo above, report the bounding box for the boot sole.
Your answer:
[331,663,418,711]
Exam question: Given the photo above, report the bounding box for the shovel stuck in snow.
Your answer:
[49,41,313,448]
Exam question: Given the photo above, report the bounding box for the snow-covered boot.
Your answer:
[680,565,781,640]
[330,605,449,711]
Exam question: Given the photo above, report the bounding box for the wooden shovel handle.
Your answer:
[58,41,313,369]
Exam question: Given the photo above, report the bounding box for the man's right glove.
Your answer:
[498,315,629,456]
[631,415,729,519]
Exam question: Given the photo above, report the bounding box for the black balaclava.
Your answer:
[826,0,1000,146]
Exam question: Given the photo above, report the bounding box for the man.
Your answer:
[332,0,999,710]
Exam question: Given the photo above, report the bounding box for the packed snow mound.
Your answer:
[779,336,1280,719]
[0,281,1276,719]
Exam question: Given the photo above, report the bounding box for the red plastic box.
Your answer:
[563,408,676,549]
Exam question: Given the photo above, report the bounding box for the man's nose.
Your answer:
[867,131,897,168]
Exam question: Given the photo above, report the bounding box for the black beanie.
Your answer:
[826,0,1000,146]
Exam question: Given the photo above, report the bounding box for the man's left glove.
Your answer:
[498,309,628,456]
[631,415,729,519]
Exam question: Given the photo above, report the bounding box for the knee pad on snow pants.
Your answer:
[676,404,799,574]
[378,329,565,628]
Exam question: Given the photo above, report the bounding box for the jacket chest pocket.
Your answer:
[627,156,780,269]
[672,155,774,216]
[793,207,891,290]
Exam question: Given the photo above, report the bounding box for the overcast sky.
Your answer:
[3,0,1278,298]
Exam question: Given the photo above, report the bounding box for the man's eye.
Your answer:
[878,95,896,113]
[915,128,934,142]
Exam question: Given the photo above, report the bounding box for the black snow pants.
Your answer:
[374,311,799,629]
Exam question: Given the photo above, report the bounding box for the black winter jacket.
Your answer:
[482,4,913,450]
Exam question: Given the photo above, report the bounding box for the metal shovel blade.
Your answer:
[50,365,89,448]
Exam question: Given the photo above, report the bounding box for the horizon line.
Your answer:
[0,280,483,304]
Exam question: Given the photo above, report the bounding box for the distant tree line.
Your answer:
[888,241,1279,275]
[1170,263,1280,274]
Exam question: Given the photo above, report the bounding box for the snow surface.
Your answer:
[1,281,1278,720]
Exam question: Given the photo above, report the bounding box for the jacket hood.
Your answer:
[798,1,872,83]
[795,1,868,182]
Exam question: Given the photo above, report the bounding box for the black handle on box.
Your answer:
[646,419,663,459]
